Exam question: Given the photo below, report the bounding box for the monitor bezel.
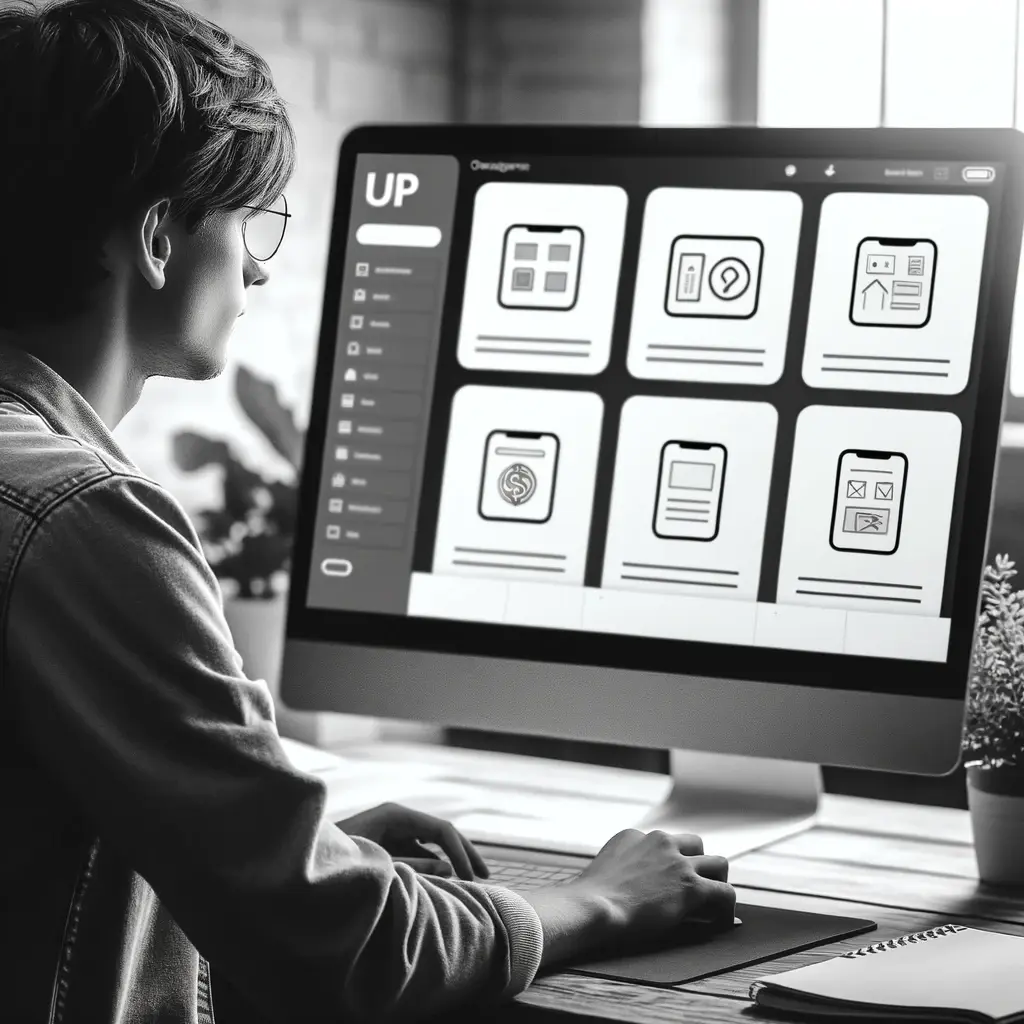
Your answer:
[284,125,1024,705]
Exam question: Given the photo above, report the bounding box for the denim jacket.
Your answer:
[0,338,543,1023]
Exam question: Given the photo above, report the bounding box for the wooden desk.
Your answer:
[290,739,1024,1023]
[506,797,1024,1022]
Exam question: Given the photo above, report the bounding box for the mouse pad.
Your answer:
[570,904,876,987]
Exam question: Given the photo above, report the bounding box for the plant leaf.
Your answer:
[171,431,232,472]
[234,364,304,473]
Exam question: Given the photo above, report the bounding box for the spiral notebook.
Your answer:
[750,924,1024,1023]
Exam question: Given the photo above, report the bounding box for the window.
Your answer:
[884,0,1016,127]
[759,0,1018,127]
[759,0,1024,405]
[758,0,883,127]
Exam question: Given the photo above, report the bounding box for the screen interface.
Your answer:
[304,150,1008,671]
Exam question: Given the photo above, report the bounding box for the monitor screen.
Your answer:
[287,128,1024,704]
[1007,258,1024,401]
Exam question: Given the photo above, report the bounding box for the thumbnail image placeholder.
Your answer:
[803,192,989,394]
[457,182,628,375]
[602,397,778,599]
[776,405,962,617]
[432,385,603,584]
[627,188,803,385]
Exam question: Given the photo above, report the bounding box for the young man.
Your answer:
[0,1,736,1021]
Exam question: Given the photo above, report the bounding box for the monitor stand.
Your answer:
[631,749,822,859]
[292,736,822,859]
[445,747,822,858]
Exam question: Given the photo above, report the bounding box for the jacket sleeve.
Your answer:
[5,472,544,1023]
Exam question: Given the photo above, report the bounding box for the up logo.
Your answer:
[365,171,420,208]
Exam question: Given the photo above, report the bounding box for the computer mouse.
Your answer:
[674,914,743,943]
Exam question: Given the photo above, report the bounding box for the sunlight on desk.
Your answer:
[281,737,819,857]
[279,736,1024,1024]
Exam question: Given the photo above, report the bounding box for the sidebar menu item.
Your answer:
[306,154,460,614]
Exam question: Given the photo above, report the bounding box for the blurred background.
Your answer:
[111,0,1024,804]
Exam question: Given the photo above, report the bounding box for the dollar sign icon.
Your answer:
[498,463,536,506]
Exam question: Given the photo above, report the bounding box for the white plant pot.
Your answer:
[967,778,1024,887]
[223,595,379,747]
[223,594,287,690]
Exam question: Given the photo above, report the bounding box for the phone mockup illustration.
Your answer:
[653,441,728,541]
[664,235,763,320]
[849,237,937,328]
[830,449,908,555]
[479,430,561,524]
[499,225,584,311]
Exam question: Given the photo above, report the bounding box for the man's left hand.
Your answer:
[335,802,490,881]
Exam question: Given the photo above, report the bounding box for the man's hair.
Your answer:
[0,0,296,330]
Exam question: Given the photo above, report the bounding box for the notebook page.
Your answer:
[753,928,1024,1020]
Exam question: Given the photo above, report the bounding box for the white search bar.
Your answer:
[962,166,995,182]
[355,223,442,248]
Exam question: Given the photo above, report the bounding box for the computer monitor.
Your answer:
[1002,247,1024,422]
[281,127,1024,855]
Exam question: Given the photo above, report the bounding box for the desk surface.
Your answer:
[518,791,1024,1022]
[511,814,1024,1022]
[295,738,1024,1023]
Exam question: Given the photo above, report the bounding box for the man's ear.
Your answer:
[137,199,172,290]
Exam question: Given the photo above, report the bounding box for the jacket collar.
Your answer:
[0,335,138,468]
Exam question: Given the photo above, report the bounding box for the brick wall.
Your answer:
[460,0,643,124]
[460,0,737,128]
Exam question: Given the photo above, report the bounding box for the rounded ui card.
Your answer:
[602,397,778,602]
[457,182,628,376]
[803,192,989,394]
[776,405,962,618]
[627,188,803,385]
[432,385,603,586]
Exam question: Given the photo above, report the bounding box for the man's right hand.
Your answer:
[519,829,736,970]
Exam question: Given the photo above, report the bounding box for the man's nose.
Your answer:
[246,253,271,288]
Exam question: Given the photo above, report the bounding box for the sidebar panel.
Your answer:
[306,154,459,614]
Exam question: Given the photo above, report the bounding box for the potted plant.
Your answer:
[963,553,1024,886]
[171,364,315,735]
[170,365,429,749]
[172,364,387,745]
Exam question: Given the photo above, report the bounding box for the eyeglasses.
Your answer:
[241,193,290,262]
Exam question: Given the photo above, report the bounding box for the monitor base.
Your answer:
[630,749,822,859]
[287,737,822,859]
[447,747,822,857]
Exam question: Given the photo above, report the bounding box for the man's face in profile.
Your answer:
[127,206,269,382]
